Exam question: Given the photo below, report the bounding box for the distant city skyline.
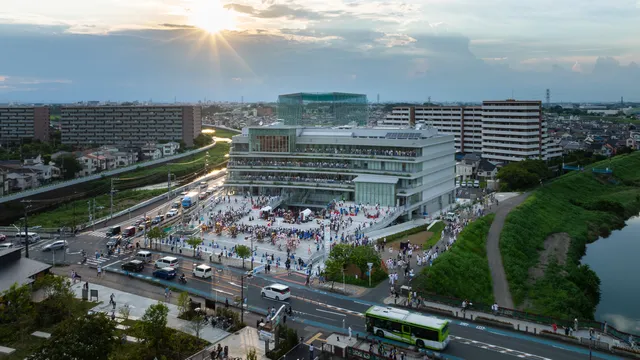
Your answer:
[1,0,639,103]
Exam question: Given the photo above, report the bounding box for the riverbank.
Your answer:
[500,151,640,320]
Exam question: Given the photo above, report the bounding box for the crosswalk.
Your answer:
[83,250,135,267]
[84,230,108,238]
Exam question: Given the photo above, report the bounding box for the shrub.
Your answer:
[414,214,495,304]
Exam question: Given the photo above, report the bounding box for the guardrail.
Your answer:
[417,290,640,345]
[85,170,228,231]
[0,143,216,205]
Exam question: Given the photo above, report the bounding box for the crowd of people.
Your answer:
[300,146,419,157]
[229,160,352,169]
[232,174,352,184]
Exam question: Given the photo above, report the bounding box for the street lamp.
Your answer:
[20,200,32,258]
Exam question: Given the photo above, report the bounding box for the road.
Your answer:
[99,250,622,360]
[21,175,227,267]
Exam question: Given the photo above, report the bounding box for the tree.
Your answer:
[29,313,117,360]
[235,244,251,269]
[0,283,34,342]
[350,245,382,277]
[53,154,83,180]
[247,348,258,360]
[139,302,169,353]
[188,312,206,340]
[33,275,77,326]
[147,227,164,250]
[177,291,191,317]
[497,164,539,190]
[186,237,203,256]
[193,133,214,148]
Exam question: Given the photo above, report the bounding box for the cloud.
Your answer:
[158,23,196,29]
[224,3,341,21]
[0,75,6,82]
[375,33,417,48]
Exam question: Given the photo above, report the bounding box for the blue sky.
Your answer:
[0,0,639,103]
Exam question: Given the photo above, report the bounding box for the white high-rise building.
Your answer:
[378,99,562,163]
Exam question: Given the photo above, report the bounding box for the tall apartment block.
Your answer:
[379,100,561,162]
[0,107,50,144]
[60,106,202,147]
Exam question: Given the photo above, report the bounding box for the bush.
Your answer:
[414,214,495,304]
[500,151,640,319]
[376,225,425,245]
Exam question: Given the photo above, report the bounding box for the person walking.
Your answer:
[164,287,170,301]
[309,343,314,360]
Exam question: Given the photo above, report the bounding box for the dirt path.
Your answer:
[485,193,530,309]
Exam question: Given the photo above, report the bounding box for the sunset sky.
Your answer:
[1,0,639,102]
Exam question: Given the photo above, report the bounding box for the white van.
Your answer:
[136,250,153,263]
[445,212,457,222]
[155,256,179,269]
[192,264,212,279]
[16,232,40,244]
[261,283,291,301]
[0,243,13,250]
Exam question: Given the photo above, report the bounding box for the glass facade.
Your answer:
[278,93,368,127]
[355,182,396,207]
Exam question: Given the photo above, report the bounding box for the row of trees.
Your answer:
[497,159,553,191]
[324,244,387,287]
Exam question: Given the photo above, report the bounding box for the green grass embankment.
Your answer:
[210,127,240,139]
[501,151,640,320]
[24,142,230,228]
[414,214,495,305]
[424,221,445,249]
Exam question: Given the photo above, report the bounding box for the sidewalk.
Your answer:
[384,295,625,349]
[69,281,230,344]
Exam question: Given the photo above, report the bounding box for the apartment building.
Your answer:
[226,126,456,219]
[379,100,562,162]
[0,106,50,144]
[60,105,202,147]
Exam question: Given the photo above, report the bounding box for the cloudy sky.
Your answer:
[1,0,639,103]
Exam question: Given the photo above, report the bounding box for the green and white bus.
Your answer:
[365,306,450,350]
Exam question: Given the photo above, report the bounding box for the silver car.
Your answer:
[43,240,68,252]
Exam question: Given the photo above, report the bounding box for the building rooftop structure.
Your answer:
[0,248,52,293]
[277,92,368,127]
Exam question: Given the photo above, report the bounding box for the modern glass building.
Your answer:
[225,126,456,219]
[277,92,368,127]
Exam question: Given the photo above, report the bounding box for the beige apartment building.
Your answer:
[60,105,202,147]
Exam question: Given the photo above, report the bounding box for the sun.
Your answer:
[188,0,236,34]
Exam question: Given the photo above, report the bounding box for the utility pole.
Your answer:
[110,178,116,220]
[93,199,97,231]
[241,275,245,324]
[21,200,32,258]
[88,200,92,229]
[167,171,171,200]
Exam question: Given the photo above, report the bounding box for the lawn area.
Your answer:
[414,214,495,305]
[424,221,445,249]
[27,142,229,228]
[210,127,240,139]
[500,151,640,319]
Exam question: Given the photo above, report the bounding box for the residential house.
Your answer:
[455,154,482,181]
[23,164,60,183]
[477,159,498,179]
[5,171,39,192]
[157,142,180,157]
[141,144,162,160]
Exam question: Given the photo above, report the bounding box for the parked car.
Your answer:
[153,267,177,280]
[0,234,6,242]
[166,209,179,218]
[0,242,13,249]
[121,260,145,272]
[43,240,68,252]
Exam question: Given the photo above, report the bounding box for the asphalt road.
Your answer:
[100,250,623,360]
[18,175,227,266]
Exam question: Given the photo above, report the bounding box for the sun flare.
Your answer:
[188,0,236,34]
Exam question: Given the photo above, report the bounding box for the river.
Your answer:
[582,215,640,335]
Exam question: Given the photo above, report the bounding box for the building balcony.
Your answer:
[482,124,540,130]
[482,105,541,111]
[482,141,540,150]
[481,111,541,117]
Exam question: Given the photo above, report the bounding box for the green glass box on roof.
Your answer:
[277,92,368,127]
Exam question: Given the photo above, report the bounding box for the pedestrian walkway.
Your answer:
[484,192,529,309]
[207,326,269,360]
[69,282,230,344]
[384,295,628,351]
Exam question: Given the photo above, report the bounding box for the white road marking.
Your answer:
[353,301,370,306]
[316,309,346,317]
[451,336,552,360]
